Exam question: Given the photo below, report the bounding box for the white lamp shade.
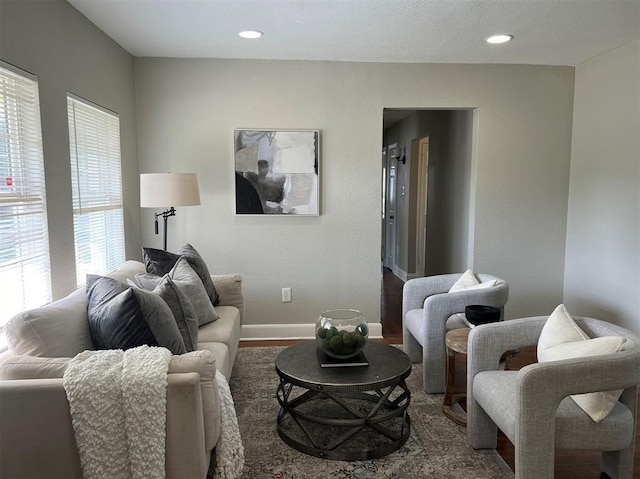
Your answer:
[140,173,201,208]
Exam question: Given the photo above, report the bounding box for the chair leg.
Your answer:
[423,348,446,393]
[402,328,422,363]
[467,400,498,449]
[515,435,554,479]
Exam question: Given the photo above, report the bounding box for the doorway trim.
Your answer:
[415,136,429,277]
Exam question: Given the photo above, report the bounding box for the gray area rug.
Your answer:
[229,346,513,479]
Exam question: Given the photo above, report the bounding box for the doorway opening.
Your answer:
[380,108,476,338]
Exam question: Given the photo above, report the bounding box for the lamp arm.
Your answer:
[154,207,176,250]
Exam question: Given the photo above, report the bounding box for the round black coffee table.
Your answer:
[275,341,411,460]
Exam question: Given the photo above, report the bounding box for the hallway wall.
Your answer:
[383,109,473,279]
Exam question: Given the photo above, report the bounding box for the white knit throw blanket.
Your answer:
[214,370,244,479]
[63,346,172,479]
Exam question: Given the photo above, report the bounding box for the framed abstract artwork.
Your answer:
[234,129,320,215]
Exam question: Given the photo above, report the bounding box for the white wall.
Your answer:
[564,39,640,333]
[0,0,139,299]
[135,59,575,328]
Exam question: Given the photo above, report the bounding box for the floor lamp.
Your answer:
[140,173,201,250]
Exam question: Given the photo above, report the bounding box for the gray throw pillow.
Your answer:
[169,257,219,326]
[130,287,187,355]
[139,258,218,327]
[135,273,163,290]
[143,243,219,306]
[86,275,158,351]
[140,274,199,351]
[86,275,187,355]
[178,243,219,306]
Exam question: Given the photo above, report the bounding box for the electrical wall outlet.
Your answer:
[281,287,292,302]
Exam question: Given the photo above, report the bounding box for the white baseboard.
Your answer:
[392,265,409,282]
[241,322,384,341]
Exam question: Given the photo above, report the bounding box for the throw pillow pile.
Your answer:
[86,243,218,354]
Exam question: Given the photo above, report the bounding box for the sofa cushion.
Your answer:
[211,274,244,323]
[538,304,626,422]
[4,288,94,357]
[0,355,70,379]
[169,350,221,450]
[138,257,218,327]
[105,260,147,283]
[197,306,241,371]
[143,243,219,306]
[87,275,186,354]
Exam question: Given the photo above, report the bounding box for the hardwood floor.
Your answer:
[240,266,639,477]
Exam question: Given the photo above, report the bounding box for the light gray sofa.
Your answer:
[0,260,244,479]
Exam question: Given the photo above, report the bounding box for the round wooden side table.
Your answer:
[443,328,471,426]
[443,327,519,427]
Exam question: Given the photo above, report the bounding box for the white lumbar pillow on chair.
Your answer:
[537,304,626,422]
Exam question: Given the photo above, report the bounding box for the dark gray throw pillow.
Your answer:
[139,274,199,351]
[143,243,219,306]
[143,247,180,277]
[130,287,187,355]
[86,275,158,351]
[86,275,187,355]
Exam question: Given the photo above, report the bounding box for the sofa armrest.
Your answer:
[518,348,640,402]
[0,378,82,479]
[468,317,547,375]
[166,372,209,479]
[212,274,244,323]
[0,372,212,479]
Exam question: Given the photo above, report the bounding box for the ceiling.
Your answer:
[67,0,639,66]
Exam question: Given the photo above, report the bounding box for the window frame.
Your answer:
[0,61,52,330]
[67,93,125,286]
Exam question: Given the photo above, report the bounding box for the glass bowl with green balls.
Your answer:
[316,309,368,359]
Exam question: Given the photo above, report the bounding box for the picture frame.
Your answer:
[234,129,320,215]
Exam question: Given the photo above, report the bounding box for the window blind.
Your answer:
[0,64,52,327]
[67,95,125,286]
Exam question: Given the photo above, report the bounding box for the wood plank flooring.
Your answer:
[240,267,639,478]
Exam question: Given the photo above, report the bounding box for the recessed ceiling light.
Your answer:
[238,30,263,39]
[486,34,513,44]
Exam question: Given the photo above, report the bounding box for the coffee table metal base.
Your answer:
[276,379,411,460]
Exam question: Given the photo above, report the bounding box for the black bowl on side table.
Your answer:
[465,305,501,326]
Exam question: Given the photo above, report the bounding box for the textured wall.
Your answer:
[135,59,575,326]
[565,39,640,333]
[0,0,139,299]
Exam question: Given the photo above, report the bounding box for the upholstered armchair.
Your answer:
[467,316,640,479]
[402,272,509,393]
